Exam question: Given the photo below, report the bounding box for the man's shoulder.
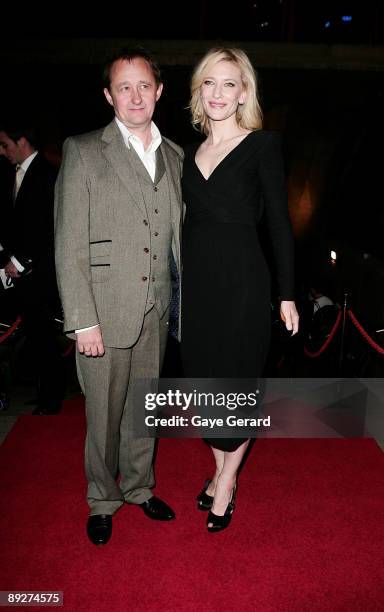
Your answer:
[161,136,184,160]
[62,126,109,163]
[28,153,58,181]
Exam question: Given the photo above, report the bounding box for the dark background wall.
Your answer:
[1,9,384,329]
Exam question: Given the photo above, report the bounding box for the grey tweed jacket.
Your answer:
[54,120,183,348]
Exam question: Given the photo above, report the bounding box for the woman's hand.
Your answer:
[280,300,299,335]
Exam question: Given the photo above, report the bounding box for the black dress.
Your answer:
[181,131,294,451]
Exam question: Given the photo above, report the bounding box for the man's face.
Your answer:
[0,131,23,164]
[103,57,163,132]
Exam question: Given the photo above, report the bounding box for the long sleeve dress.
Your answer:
[181,130,294,451]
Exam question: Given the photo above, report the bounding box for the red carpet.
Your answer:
[1,397,384,611]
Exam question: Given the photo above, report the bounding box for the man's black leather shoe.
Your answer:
[139,496,175,521]
[87,514,112,545]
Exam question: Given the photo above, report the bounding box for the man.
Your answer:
[54,48,183,545]
[0,123,64,415]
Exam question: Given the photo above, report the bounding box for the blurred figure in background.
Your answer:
[0,121,64,415]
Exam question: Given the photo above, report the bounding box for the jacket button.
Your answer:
[154,209,159,214]
[144,247,149,253]
[154,231,159,236]
[142,276,148,281]
[153,255,157,260]
[154,186,158,192]
[143,219,148,226]
[152,277,155,282]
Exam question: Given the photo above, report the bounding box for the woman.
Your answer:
[181,48,299,532]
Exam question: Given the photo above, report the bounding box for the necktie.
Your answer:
[13,164,25,201]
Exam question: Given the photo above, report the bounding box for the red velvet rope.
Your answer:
[304,309,342,358]
[0,316,22,344]
[4,308,381,362]
[0,316,74,357]
[348,309,384,355]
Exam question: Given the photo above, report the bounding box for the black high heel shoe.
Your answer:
[206,487,236,533]
[196,479,214,511]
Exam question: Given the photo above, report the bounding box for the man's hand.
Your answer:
[77,326,105,357]
[4,261,21,278]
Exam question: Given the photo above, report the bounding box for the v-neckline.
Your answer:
[194,131,254,182]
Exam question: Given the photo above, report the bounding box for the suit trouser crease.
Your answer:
[76,307,169,515]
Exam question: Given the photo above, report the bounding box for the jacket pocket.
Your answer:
[90,241,112,282]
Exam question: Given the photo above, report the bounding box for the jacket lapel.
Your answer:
[101,121,181,224]
[154,148,166,185]
[14,154,39,204]
[160,140,182,275]
[126,144,153,184]
[101,120,146,215]
[160,140,182,224]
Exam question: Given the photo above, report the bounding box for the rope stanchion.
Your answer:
[303,306,384,361]
[348,310,384,355]
[0,316,22,344]
[304,309,342,358]
[338,292,349,374]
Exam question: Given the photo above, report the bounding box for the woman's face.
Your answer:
[200,60,245,123]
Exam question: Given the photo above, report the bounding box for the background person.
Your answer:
[0,121,64,415]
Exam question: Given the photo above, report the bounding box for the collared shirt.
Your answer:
[114,117,162,181]
[10,151,39,273]
[20,151,38,174]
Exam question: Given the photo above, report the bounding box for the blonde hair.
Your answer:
[189,48,263,135]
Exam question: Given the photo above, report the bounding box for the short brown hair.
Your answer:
[102,46,162,90]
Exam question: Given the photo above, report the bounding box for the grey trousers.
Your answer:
[76,307,169,515]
